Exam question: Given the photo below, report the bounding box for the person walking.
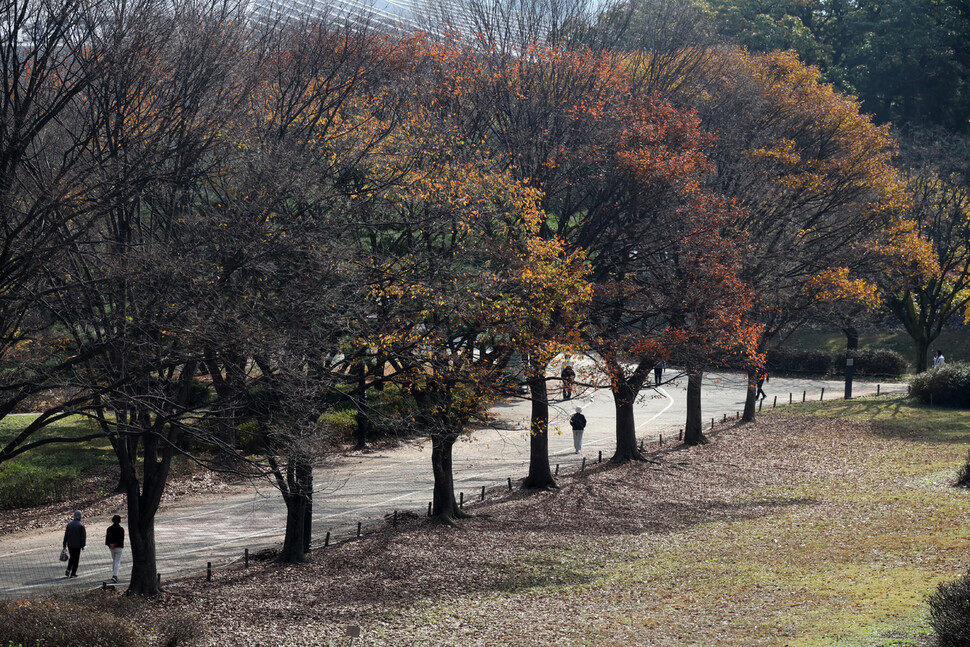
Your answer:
[105,515,125,583]
[654,360,665,386]
[561,363,575,400]
[934,349,946,367]
[62,510,86,578]
[570,406,587,454]
[756,370,769,401]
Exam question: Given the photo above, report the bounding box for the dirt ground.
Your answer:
[129,412,966,647]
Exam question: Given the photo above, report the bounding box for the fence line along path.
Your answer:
[0,372,906,597]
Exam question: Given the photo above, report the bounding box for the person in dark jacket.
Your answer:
[105,515,125,583]
[561,364,575,400]
[569,406,587,454]
[63,510,86,578]
[756,370,769,401]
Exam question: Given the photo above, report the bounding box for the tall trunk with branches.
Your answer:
[522,367,557,490]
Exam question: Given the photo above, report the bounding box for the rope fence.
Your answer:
[0,381,904,598]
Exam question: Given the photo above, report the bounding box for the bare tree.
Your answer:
[0,0,115,451]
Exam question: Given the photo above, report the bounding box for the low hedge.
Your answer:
[766,348,833,375]
[0,596,203,647]
[910,362,970,408]
[841,349,909,377]
[765,347,908,377]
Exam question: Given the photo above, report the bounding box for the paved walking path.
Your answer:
[0,371,906,597]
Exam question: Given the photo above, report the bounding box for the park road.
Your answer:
[0,370,906,597]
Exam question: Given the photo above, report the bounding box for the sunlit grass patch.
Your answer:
[145,399,970,646]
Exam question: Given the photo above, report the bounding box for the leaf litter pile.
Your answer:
[151,412,970,646]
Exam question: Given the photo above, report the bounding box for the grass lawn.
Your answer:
[135,395,970,647]
[785,326,970,372]
[0,415,118,509]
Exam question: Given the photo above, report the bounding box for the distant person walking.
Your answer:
[934,350,946,367]
[570,406,587,454]
[561,364,575,400]
[63,510,86,578]
[756,370,769,401]
[105,515,124,583]
[654,361,665,386]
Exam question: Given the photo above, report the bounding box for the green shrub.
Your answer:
[766,348,833,375]
[841,348,909,377]
[928,571,970,647]
[910,362,970,408]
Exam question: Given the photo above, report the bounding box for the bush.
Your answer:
[957,450,970,488]
[766,348,833,375]
[928,571,970,647]
[0,598,141,647]
[910,362,970,408]
[0,463,81,510]
[0,596,204,647]
[841,348,909,377]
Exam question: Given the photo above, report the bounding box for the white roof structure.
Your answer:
[247,0,596,44]
[246,0,473,34]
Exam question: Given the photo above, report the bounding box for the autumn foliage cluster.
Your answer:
[0,0,927,587]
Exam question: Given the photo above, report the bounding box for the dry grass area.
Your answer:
[148,400,970,647]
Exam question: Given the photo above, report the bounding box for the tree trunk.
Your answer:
[278,494,308,564]
[277,457,313,563]
[684,369,708,445]
[522,372,557,489]
[303,470,313,553]
[916,336,930,373]
[126,513,161,595]
[741,367,758,422]
[611,379,645,462]
[118,415,175,595]
[842,327,859,351]
[431,431,467,525]
[354,363,368,450]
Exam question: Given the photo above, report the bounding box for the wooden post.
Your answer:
[244,548,249,569]
[820,388,825,401]
[357,522,361,537]
[773,395,777,408]
[206,562,211,582]
[427,502,432,517]
[581,457,586,471]
[507,477,512,490]
[678,429,683,441]
[459,492,464,509]
[480,485,485,501]
[555,464,560,476]
[877,384,881,396]
[325,531,330,547]
[802,390,806,402]
[598,450,602,463]
[659,434,663,446]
